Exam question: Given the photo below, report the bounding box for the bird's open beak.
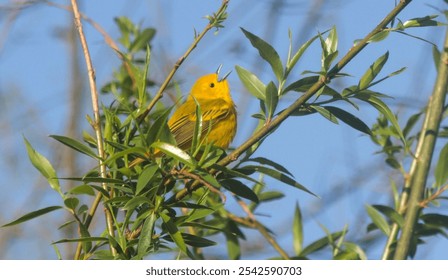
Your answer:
[216,64,231,82]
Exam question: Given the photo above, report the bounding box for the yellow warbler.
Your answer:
[132,70,237,166]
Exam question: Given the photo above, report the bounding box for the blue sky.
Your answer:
[0,0,447,259]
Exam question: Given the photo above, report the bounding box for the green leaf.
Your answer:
[403,112,422,139]
[67,184,95,196]
[137,211,157,258]
[435,143,448,187]
[151,142,196,169]
[225,226,241,259]
[50,135,99,159]
[402,15,444,28]
[241,28,283,81]
[433,44,441,71]
[129,28,156,52]
[52,237,109,244]
[24,137,62,196]
[293,202,303,255]
[265,82,279,119]
[136,164,159,195]
[137,46,151,107]
[221,179,259,203]
[258,191,285,202]
[372,204,404,227]
[356,94,405,145]
[365,204,390,235]
[420,213,448,229]
[283,76,319,94]
[311,105,338,124]
[299,231,343,257]
[241,165,316,196]
[64,197,79,211]
[179,233,217,248]
[320,26,338,71]
[186,208,216,222]
[286,32,322,76]
[367,29,390,43]
[145,107,173,147]
[246,157,293,176]
[2,206,63,227]
[359,52,389,90]
[191,97,203,154]
[122,196,153,212]
[323,106,372,135]
[160,212,188,254]
[235,65,266,100]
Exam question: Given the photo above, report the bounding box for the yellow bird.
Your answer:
[132,68,237,166]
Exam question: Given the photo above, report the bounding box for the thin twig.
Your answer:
[70,0,116,259]
[173,169,227,202]
[227,213,290,260]
[419,184,448,208]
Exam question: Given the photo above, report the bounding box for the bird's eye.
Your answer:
[209,82,215,88]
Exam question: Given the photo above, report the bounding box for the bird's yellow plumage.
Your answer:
[168,73,237,150]
[131,71,237,167]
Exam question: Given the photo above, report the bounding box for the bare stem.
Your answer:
[393,26,448,260]
[70,0,116,259]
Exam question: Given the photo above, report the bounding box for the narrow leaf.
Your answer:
[2,206,63,227]
[258,191,285,202]
[160,212,187,253]
[283,76,319,94]
[372,204,404,227]
[368,30,390,43]
[323,106,372,135]
[293,202,304,255]
[50,135,99,159]
[24,137,62,195]
[435,143,448,187]
[235,65,266,100]
[265,81,279,119]
[180,233,217,248]
[241,28,283,81]
[246,157,293,176]
[221,179,259,203]
[402,15,443,28]
[365,204,390,235]
[359,52,389,90]
[151,142,196,169]
[129,28,156,52]
[241,165,316,196]
[137,211,157,257]
[311,105,339,124]
[299,231,343,257]
[136,164,159,195]
[356,94,405,145]
[286,33,322,76]
[433,45,441,71]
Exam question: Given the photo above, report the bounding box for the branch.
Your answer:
[227,213,290,260]
[70,0,116,259]
[393,26,448,260]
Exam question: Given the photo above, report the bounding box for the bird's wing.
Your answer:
[169,99,232,150]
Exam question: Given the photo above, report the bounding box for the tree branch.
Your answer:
[393,26,448,259]
[70,0,116,259]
